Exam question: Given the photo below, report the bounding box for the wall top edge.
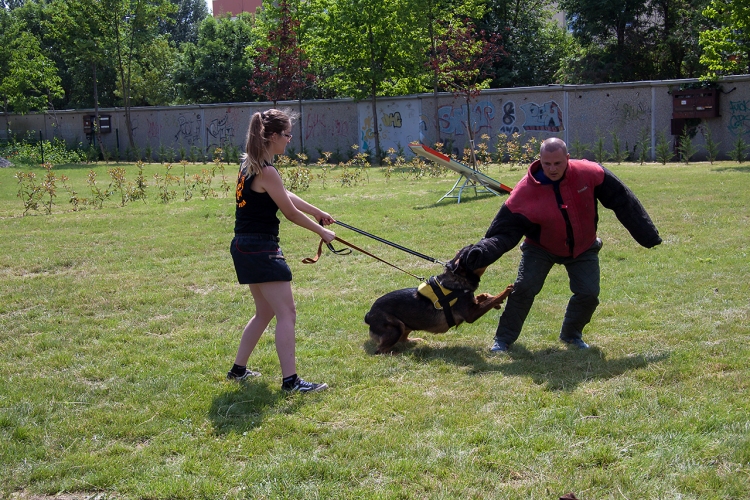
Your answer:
[3,75,749,118]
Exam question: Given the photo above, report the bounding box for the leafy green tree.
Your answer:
[128,36,179,105]
[700,0,750,76]
[0,8,63,131]
[408,0,484,142]
[105,0,176,148]
[479,0,571,87]
[174,14,257,104]
[429,18,504,163]
[160,0,209,45]
[308,0,427,162]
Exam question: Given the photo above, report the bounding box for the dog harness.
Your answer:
[417,276,465,328]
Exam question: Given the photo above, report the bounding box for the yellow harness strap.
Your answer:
[417,279,459,310]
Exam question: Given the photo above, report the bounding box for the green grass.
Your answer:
[1,160,749,499]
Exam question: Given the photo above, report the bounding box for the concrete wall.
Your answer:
[3,75,750,162]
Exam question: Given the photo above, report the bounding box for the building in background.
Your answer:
[212,0,262,17]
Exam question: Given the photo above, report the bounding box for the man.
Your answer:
[464,138,662,352]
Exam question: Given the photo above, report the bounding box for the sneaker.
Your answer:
[560,337,590,349]
[490,339,510,352]
[226,368,261,381]
[282,377,328,393]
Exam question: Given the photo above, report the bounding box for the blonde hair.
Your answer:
[240,109,292,177]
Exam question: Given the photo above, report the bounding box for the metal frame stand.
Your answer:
[437,172,502,204]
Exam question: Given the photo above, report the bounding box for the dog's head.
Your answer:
[441,245,482,291]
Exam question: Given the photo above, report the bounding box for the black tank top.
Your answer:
[234,167,281,236]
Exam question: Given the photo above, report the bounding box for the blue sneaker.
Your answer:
[490,339,510,352]
[560,337,590,349]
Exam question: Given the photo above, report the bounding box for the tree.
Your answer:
[104,0,176,148]
[479,0,571,87]
[700,0,750,76]
[160,0,209,45]
[429,18,504,164]
[0,8,63,132]
[174,14,257,104]
[308,0,427,162]
[249,0,316,106]
[128,36,180,105]
[407,0,484,143]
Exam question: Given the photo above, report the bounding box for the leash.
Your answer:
[332,221,445,265]
[302,235,427,281]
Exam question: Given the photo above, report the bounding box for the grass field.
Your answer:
[1,159,749,499]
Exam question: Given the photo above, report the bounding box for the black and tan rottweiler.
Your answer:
[364,245,513,354]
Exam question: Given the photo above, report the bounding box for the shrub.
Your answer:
[655,131,674,164]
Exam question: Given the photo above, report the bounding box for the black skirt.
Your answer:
[230,234,292,284]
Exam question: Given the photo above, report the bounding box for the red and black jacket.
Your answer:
[465,159,662,270]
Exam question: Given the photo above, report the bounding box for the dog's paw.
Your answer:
[475,292,492,302]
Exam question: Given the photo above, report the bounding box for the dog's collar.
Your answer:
[418,276,469,328]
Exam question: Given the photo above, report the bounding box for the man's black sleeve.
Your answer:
[464,204,532,271]
[595,167,662,248]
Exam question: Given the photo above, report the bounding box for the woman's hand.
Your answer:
[317,211,335,226]
[320,227,336,243]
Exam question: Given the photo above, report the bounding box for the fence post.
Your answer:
[39,130,44,165]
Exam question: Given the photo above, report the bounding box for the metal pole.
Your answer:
[39,130,44,164]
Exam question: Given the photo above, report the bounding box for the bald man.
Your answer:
[464,138,662,352]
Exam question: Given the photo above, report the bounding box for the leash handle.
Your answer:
[303,236,425,281]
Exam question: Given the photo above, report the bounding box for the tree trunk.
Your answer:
[92,62,107,160]
[368,26,381,164]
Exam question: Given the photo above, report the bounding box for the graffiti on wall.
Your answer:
[174,113,202,146]
[207,114,235,148]
[438,100,495,136]
[609,97,650,130]
[305,112,351,141]
[147,118,159,140]
[498,101,520,135]
[520,100,564,132]
[729,100,750,136]
[381,111,402,128]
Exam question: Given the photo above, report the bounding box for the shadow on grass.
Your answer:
[401,343,669,392]
[711,164,750,173]
[208,381,309,435]
[413,191,507,210]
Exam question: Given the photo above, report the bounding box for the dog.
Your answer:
[364,245,513,354]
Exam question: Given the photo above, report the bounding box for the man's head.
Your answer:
[539,138,569,181]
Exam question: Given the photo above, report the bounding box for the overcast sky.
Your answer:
[205,0,212,14]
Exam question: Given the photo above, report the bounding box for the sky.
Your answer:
[205,0,212,14]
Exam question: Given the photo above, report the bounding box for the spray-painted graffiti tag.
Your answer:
[207,115,234,147]
[520,100,564,132]
[174,114,202,146]
[729,100,750,136]
[498,101,520,135]
[438,100,495,136]
[381,111,402,128]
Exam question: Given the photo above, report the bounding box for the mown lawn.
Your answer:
[0,159,748,499]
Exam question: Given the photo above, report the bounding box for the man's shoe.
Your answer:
[282,377,328,393]
[227,368,261,381]
[490,339,510,352]
[560,337,589,349]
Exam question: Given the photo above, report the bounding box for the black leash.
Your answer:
[333,221,445,265]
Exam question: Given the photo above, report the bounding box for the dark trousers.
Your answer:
[495,239,602,345]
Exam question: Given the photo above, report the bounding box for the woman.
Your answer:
[227,109,335,393]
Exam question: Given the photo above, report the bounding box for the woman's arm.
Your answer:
[256,166,335,242]
[287,191,335,226]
